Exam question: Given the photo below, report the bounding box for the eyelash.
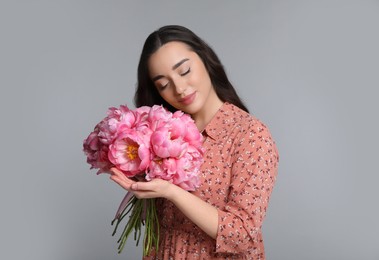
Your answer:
[159,84,168,91]
[158,68,191,91]
[180,68,191,76]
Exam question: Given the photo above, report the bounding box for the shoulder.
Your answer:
[225,104,278,158]
[204,102,274,144]
[225,103,270,136]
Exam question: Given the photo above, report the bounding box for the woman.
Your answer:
[110,25,279,259]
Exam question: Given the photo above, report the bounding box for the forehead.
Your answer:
[148,41,194,73]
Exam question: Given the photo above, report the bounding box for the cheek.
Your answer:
[189,68,203,86]
[159,90,174,103]
[193,68,211,89]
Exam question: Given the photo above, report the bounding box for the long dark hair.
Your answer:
[134,25,249,113]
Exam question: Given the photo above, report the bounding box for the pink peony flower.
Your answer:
[96,105,130,145]
[173,110,203,147]
[83,129,113,174]
[108,131,151,177]
[150,127,188,159]
[148,105,173,130]
[84,103,204,188]
[135,105,151,115]
[174,149,203,190]
[147,152,202,191]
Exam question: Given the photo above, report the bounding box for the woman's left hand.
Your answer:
[110,167,174,199]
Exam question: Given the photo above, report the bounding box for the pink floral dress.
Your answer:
[144,102,279,259]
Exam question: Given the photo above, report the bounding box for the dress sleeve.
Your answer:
[215,120,279,254]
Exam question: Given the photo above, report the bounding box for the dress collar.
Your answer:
[202,102,235,140]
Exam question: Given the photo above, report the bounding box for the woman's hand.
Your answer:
[110,167,218,239]
[109,167,174,200]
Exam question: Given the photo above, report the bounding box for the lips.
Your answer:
[179,92,196,105]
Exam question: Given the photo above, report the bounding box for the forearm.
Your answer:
[166,184,218,239]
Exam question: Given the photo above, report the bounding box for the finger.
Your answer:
[130,182,150,191]
[110,175,135,190]
[131,179,161,191]
[110,167,125,177]
[110,168,135,183]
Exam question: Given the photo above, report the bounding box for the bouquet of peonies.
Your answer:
[83,104,204,256]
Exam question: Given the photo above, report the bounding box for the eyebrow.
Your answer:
[152,58,189,82]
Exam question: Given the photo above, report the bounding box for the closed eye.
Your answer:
[180,68,191,76]
[158,82,169,91]
[155,80,169,91]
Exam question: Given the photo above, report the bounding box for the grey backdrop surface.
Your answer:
[1,1,378,260]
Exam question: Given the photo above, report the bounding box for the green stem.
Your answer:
[111,198,160,256]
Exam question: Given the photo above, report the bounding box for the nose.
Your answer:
[173,78,186,95]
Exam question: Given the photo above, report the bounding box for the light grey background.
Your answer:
[1,1,378,259]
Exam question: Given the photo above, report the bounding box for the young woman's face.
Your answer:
[148,41,221,117]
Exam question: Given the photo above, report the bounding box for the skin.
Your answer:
[110,41,224,239]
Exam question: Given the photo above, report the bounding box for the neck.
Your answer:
[192,98,224,132]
